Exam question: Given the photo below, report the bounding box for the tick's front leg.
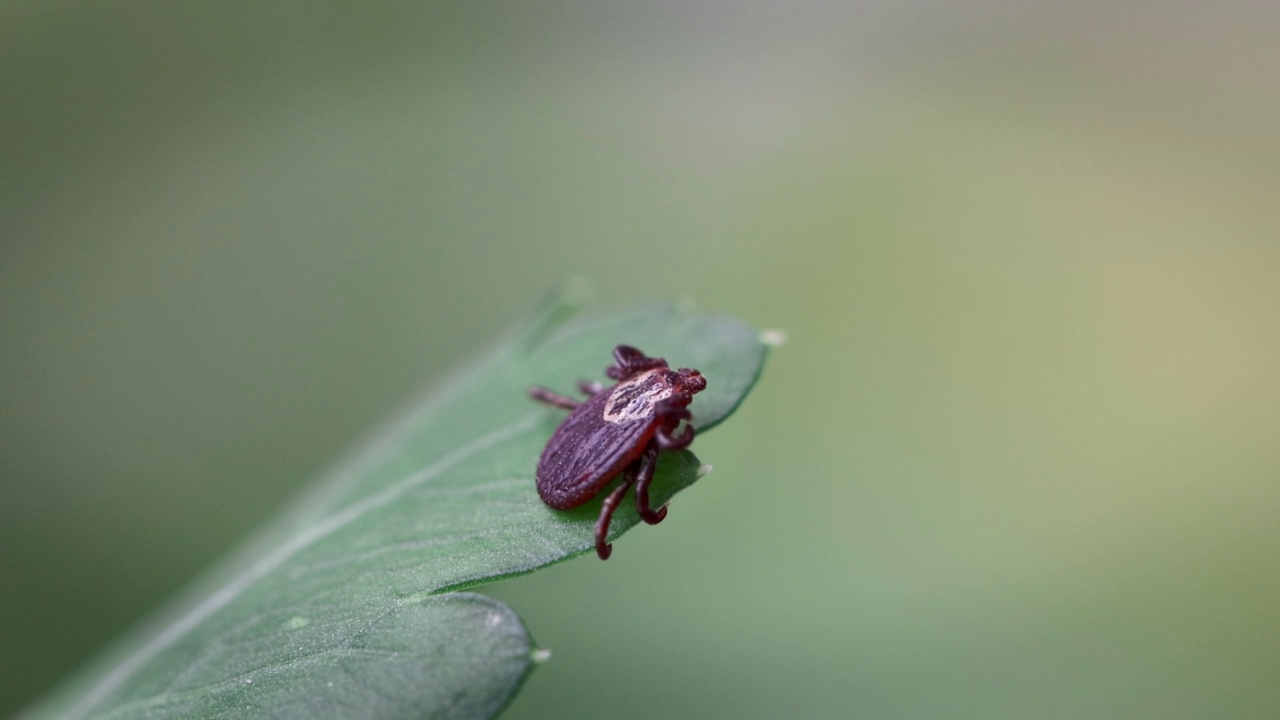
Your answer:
[529,386,580,410]
[655,405,695,450]
[606,345,667,380]
[594,473,636,560]
[632,443,666,525]
[577,380,605,396]
[657,424,694,450]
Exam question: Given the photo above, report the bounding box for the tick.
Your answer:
[530,345,707,559]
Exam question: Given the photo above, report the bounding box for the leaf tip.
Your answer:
[697,463,714,478]
[760,328,788,347]
[531,648,553,664]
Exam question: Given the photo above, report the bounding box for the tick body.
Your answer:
[530,345,706,559]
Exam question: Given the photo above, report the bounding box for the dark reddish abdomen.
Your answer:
[535,390,656,509]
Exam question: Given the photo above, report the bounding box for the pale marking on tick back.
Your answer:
[602,369,672,424]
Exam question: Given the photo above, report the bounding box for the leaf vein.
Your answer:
[64,414,541,720]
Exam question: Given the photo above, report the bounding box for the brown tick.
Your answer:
[530,345,707,559]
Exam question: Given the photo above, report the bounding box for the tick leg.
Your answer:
[606,345,667,380]
[595,473,636,560]
[529,386,580,410]
[577,380,605,396]
[657,423,695,451]
[632,443,667,525]
[655,405,695,450]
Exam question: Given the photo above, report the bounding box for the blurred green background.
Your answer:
[3,1,1278,717]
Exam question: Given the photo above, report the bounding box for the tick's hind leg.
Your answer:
[529,386,580,410]
[632,443,667,525]
[595,472,636,560]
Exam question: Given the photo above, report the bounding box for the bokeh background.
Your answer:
[3,1,1278,717]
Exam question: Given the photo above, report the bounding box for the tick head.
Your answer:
[674,367,706,395]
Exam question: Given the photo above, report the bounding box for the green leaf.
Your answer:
[24,298,767,720]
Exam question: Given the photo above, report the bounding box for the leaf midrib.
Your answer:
[64,413,543,720]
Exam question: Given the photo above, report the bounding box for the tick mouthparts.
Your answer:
[677,368,707,393]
